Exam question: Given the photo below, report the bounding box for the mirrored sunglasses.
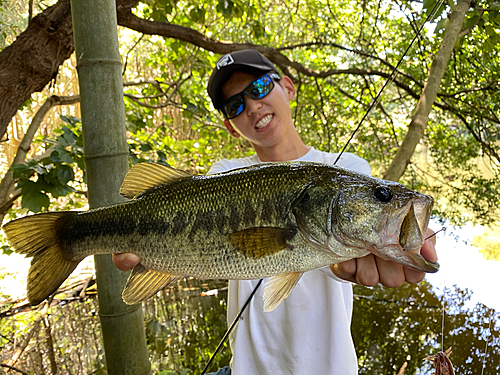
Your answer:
[221,73,281,119]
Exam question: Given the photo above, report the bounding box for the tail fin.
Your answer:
[2,212,81,305]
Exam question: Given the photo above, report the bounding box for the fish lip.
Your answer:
[382,193,433,250]
[370,194,437,272]
[371,244,440,273]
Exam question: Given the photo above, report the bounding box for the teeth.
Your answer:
[256,115,272,129]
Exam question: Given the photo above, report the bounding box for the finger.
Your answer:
[421,228,438,263]
[404,228,438,284]
[112,253,141,271]
[354,254,379,286]
[376,257,405,288]
[330,259,358,283]
[404,268,425,284]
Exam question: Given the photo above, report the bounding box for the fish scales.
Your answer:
[59,164,322,279]
[2,161,439,310]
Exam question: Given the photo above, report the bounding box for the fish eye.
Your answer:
[374,185,393,203]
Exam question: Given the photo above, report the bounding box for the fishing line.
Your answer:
[425,227,446,241]
[480,312,496,375]
[200,279,263,375]
[441,287,446,351]
[334,0,446,165]
[202,2,446,372]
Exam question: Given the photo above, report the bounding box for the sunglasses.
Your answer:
[221,73,281,119]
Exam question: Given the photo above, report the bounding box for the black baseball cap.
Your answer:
[207,49,278,110]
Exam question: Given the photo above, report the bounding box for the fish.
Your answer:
[2,161,439,311]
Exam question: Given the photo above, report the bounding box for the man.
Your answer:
[114,49,437,374]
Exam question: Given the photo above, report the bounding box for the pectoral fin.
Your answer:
[263,272,303,312]
[230,227,297,259]
[122,264,182,304]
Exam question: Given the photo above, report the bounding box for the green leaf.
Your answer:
[189,7,206,23]
[422,0,437,12]
[57,165,74,184]
[22,191,50,212]
[140,143,153,152]
[10,163,30,178]
[60,115,80,127]
[17,179,39,194]
[62,127,78,146]
[55,145,74,164]
[151,9,168,22]
[57,134,70,147]
[435,18,448,34]
[1,244,14,256]
[49,151,61,163]
[19,96,33,110]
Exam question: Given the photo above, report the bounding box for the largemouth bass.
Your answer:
[2,161,439,311]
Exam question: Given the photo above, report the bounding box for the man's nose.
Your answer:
[244,96,263,115]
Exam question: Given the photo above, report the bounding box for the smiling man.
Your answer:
[114,49,437,375]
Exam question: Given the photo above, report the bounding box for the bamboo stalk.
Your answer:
[70,0,151,373]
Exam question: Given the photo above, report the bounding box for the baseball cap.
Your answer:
[207,49,278,110]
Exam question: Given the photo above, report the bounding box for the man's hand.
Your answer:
[113,253,140,271]
[330,228,438,287]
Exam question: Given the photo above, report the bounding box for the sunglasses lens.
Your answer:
[224,99,245,119]
[246,75,274,99]
[222,74,278,119]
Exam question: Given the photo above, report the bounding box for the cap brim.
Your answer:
[209,64,273,109]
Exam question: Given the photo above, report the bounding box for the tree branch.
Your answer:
[383,0,472,181]
[0,364,30,375]
[6,300,51,368]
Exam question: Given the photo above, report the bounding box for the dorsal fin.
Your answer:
[120,163,191,199]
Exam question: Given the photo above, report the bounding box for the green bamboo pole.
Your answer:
[70,1,151,373]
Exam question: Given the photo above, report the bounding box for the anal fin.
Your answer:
[122,264,182,305]
[263,272,303,312]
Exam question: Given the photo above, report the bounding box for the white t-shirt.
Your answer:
[208,147,371,375]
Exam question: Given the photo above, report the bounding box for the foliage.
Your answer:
[0,0,27,48]
[1,278,498,374]
[0,278,230,374]
[1,0,499,227]
[10,115,86,213]
[1,1,499,374]
[352,282,500,374]
[472,225,500,260]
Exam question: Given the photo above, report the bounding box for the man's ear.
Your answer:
[224,120,241,138]
[281,76,296,101]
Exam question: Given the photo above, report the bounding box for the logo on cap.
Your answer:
[217,54,235,70]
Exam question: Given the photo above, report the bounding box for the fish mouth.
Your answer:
[373,197,439,273]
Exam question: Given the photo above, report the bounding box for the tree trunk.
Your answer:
[0,0,74,142]
[70,0,151,373]
[383,0,472,181]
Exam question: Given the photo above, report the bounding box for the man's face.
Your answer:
[221,71,296,151]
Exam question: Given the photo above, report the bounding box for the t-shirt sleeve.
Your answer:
[207,159,232,175]
[325,152,372,176]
